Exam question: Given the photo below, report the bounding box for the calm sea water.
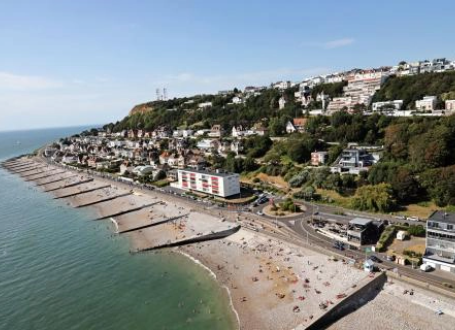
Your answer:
[0,127,236,330]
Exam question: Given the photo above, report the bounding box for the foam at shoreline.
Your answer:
[177,250,241,329]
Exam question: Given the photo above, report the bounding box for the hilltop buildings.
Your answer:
[327,69,389,113]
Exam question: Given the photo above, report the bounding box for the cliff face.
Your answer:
[129,103,154,116]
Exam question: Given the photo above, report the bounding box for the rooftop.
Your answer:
[349,217,373,226]
[429,210,455,225]
[178,168,239,178]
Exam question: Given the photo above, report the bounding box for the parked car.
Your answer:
[386,255,396,262]
[256,211,264,216]
[368,255,382,263]
[257,197,269,204]
[332,241,345,251]
[407,216,420,222]
[420,263,433,272]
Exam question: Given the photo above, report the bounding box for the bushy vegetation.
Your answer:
[406,225,426,237]
[372,71,455,109]
[279,198,301,212]
[351,183,396,213]
[103,71,455,213]
[376,226,396,252]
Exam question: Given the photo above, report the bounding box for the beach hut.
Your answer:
[396,230,408,241]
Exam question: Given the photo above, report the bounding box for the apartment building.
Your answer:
[171,169,240,197]
[423,211,455,273]
[372,100,403,112]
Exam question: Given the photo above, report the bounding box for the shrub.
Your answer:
[376,226,396,252]
[407,225,425,237]
[403,249,423,258]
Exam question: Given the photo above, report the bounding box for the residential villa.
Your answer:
[416,96,437,111]
[311,151,328,166]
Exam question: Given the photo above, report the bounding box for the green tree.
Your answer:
[351,183,396,213]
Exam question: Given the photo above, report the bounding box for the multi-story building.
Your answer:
[198,102,213,109]
[372,100,403,112]
[311,151,328,166]
[445,100,455,111]
[171,169,240,197]
[416,96,437,111]
[326,96,366,113]
[208,125,224,138]
[423,211,455,273]
[347,218,382,246]
[331,148,378,174]
[339,149,373,168]
[272,81,291,90]
[324,73,345,84]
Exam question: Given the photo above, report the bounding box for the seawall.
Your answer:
[305,272,387,330]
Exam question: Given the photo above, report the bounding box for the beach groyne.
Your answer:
[54,184,111,199]
[135,224,241,253]
[94,202,161,220]
[75,192,132,208]
[119,213,190,234]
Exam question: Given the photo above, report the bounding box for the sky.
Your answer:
[0,0,455,131]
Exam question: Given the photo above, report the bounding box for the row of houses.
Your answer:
[372,97,455,112]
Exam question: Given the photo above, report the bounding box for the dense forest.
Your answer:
[280,115,455,211]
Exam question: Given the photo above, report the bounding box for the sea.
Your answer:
[0,127,236,330]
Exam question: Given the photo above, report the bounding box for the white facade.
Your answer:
[285,121,296,133]
[172,169,240,197]
[416,96,437,111]
[231,96,243,104]
[311,151,328,166]
[278,97,287,110]
[133,165,155,176]
[372,100,403,112]
[198,102,213,109]
[272,81,291,90]
[324,73,345,84]
[446,100,455,111]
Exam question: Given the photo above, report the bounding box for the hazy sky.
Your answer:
[1,0,454,131]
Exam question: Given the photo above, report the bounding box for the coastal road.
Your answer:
[33,155,455,295]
